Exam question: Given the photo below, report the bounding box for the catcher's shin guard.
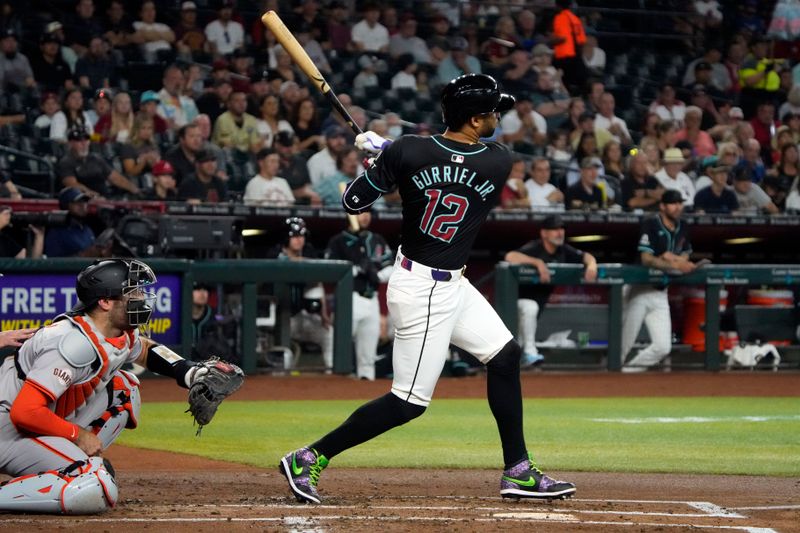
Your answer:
[0,457,118,514]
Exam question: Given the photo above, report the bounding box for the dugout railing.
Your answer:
[0,258,353,376]
[494,263,800,371]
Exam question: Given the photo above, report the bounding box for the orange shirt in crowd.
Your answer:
[553,9,586,60]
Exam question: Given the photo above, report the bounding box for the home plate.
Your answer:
[492,512,577,520]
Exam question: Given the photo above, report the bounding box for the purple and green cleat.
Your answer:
[500,452,576,500]
[279,447,329,504]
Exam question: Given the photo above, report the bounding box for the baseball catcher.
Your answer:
[0,259,243,514]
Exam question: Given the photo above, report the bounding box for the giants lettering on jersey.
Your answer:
[410,165,496,199]
[53,368,72,387]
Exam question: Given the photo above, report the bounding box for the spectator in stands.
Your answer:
[327,1,352,53]
[212,91,260,156]
[779,88,800,124]
[85,88,111,130]
[307,125,347,187]
[351,2,389,53]
[0,28,34,92]
[246,69,272,115]
[654,148,695,208]
[567,130,603,186]
[228,49,253,93]
[94,91,133,144]
[621,150,663,211]
[34,92,60,137]
[684,46,729,93]
[196,79,232,125]
[120,113,160,184]
[570,111,613,153]
[532,71,570,132]
[585,80,605,114]
[292,0,328,46]
[279,81,305,120]
[380,5,398,36]
[315,145,361,206]
[75,36,113,91]
[30,32,73,93]
[389,15,431,64]
[50,89,93,142]
[504,214,597,366]
[481,16,518,67]
[621,193,697,372]
[0,1,23,40]
[640,137,662,176]
[751,102,778,162]
[103,0,135,52]
[138,90,168,135]
[174,1,207,60]
[437,37,481,85]
[43,187,110,258]
[500,46,537,98]
[640,112,661,147]
[289,97,323,153]
[764,142,797,209]
[676,106,716,158]
[566,157,605,210]
[0,205,43,258]
[783,111,800,145]
[143,160,177,201]
[739,138,766,183]
[655,119,678,153]
[650,83,686,125]
[500,157,531,209]
[739,37,781,113]
[391,53,417,90]
[732,165,779,214]
[57,125,140,198]
[551,0,587,94]
[353,54,379,90]
[531,44,562,92]
[275,131,320,206]
[500,96,547,153]
[595,92,632,146]
[205,0,244,57]
[785,174,800,213]
[243,148,294,207]
[526,157,564,208]
[64,0,104,57]
[581,34,605,77]
[157,64,199,130]
[42,21,78,74]
[165,123,203,185]
[132,0,175,63]
[516,10,538,51]
[724,40,745,94]
[601,140,624,182]
[178,149,228,204]
[255,93,293,149]
[693,165,738,214]
[771,125,793,164]
[193,113,228,181]
[295,22,330,76]
[546,130,571,163]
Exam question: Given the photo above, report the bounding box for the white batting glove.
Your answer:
[355,131,391,154]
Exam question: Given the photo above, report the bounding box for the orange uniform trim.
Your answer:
[9,383,81,441]
[54,316,110,419]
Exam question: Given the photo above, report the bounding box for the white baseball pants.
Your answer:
[352,292,381,380]
[517,299,540,356]
[620,285,672,368]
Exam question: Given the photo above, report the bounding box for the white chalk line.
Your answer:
[589,415,800,424]
[728,504,800,511]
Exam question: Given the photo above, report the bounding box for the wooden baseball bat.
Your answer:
[262,11,363,136]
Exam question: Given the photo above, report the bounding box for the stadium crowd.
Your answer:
[0,0,799,258]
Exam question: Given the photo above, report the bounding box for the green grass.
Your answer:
[117,398,800,476]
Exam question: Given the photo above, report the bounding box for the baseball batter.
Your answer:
[0,259,242,514]
[280,74,576,503]
[621,189,698,371]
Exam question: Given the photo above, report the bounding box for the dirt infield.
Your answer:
[2,372,799,532]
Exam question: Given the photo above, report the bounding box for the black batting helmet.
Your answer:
[74,259,157,327]
[441,73,515,130]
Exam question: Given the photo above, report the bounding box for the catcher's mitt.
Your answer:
[186,357,244,435]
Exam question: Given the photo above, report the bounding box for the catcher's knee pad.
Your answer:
[0,457,117,514]
[92,371,141,448]
[486,340,522,376]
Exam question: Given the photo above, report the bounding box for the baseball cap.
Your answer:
[140,90,160,104]
[732,165,754,182]
[695,61,712,71]
[181,1,197,10]
[152,160,175,176]
[1,28,16,40]
[58,187,90,209]
[708,164,731,174]
[449,37,468,51]
[67,125,91,141]
[580,156,602,169]
[541,214,565,230]
[660,189,684,204]
[45,21,63,34]
[95,88,113,101]
[729,106,744,119]
[195,149,216,163]
[324,125,347,139]
[532,43,553,56]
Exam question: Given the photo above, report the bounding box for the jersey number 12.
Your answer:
[420,189,468,243]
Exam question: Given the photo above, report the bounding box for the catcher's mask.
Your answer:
[74,259,158,331]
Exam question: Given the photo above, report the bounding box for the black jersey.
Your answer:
[514,239,585,308]
[326,230,393,298]
[637,214,692,259]
[356,134,512,270]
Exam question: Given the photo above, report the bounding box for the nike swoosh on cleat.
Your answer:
[502,475,537,487]
[291,454,304,476]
